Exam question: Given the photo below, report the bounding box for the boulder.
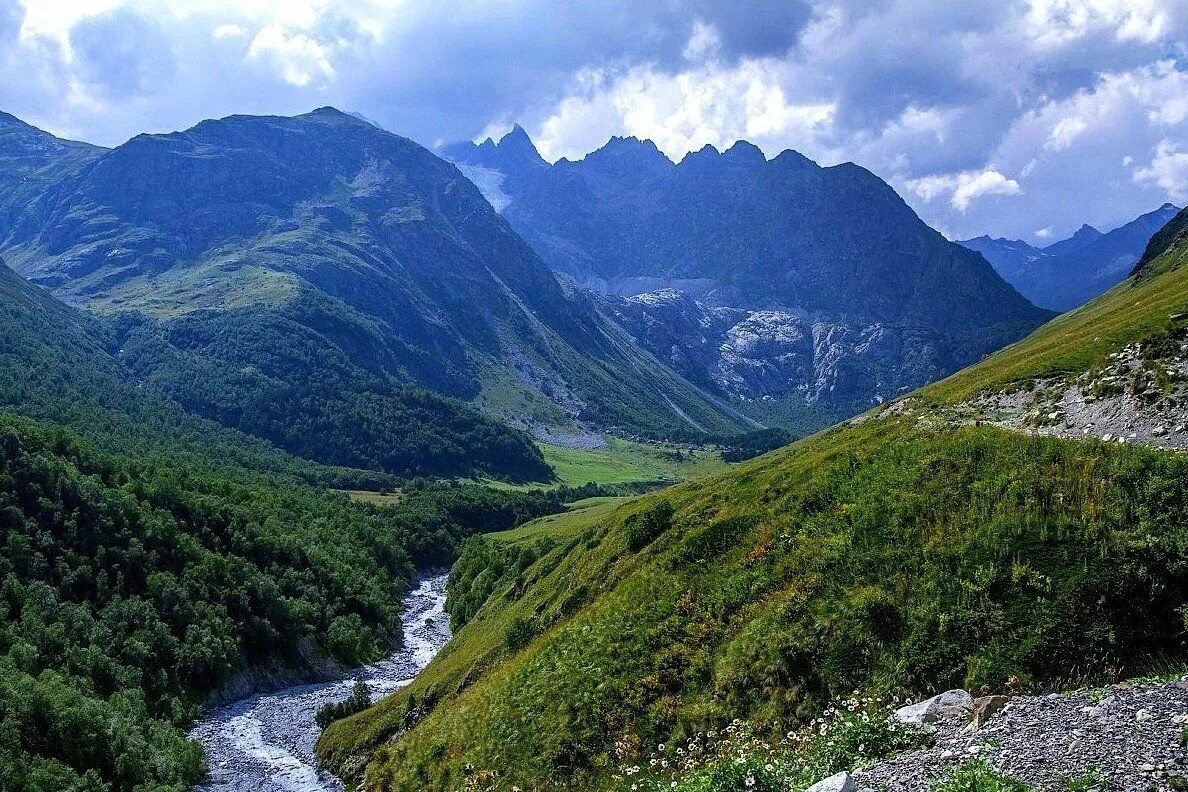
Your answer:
[972,695,1011,729]
[805,771,857,792]
[894,689,974,725]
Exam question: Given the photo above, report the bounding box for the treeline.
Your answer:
[0,417,569,791]
[716,427,795,462]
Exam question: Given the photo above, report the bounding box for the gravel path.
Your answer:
[188,574,451,792]
[858,681,1188,791]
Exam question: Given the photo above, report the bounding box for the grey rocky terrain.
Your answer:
[847,680,1188,791]
[869,316,1188,453]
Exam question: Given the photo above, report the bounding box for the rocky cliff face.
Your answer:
[449,128,1052,415]
[599,289,955,408]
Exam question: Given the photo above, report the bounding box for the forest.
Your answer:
[0,415,572,791]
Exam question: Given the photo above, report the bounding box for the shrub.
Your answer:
[623,500,675,551]
[933,761,1031,792]
[504,616,536,652]
[316,680,372,730]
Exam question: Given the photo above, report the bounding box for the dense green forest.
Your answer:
[0,411,576,791]
[111,298,552,483]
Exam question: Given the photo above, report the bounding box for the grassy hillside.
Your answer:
[318,214,1188,791]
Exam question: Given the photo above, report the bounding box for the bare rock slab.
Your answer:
[894,689,974,725]
[972,695,1012,729]
[805,771,857,792]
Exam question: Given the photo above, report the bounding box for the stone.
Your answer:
[973,695,1012,729]
[805,771,857,792]
[894,689,974,725]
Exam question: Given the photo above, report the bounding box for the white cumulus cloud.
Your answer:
[1135,139,1188,202]
[246,23,334,87]
[908,168,1022,212]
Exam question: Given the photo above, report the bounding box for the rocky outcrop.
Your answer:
[930,316,1188,452]
[806,771,858,792]
[893,689,974,726]
[601,289,953,408]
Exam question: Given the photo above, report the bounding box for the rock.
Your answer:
[895,689,974,725]
[805,771,857,792]
[973,695,1012,729]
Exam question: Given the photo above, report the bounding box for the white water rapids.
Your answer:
[188,573,451,791]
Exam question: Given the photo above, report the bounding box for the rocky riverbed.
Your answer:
[188,573,451,792]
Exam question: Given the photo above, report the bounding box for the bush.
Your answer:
[623,500,675,551]
[504,617,536,653]
[933,761,1031,792]
[316,680,372,730]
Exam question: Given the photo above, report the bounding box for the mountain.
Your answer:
[960,203,1179,311]
[320,199,1188,792]
[0,108,752,462]
[445,128,1053,420]
[0,238,554,482]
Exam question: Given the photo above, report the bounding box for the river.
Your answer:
[188,573,451,792]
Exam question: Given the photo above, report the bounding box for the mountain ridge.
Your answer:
[0,107,753,452]
[959,203,1179,311]
[447,125,1052,420]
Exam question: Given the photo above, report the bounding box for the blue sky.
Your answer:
[1,0,1186,242]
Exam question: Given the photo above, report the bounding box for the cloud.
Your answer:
[907,167,1023,211]
[0,0,1186,240]
[246,23,335,87]
[534,52,836,163]
[1035,225,1055,239]
[1135,140,1188,202]
[682,20,720,62]
[213,23,245,39]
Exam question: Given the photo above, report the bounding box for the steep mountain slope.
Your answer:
[960,203,1178,311]
[319,210,1188,791]
[0,108,750,454]
[0,249,551,482]
[446,128,1052,418]
[0,238,603,788]
[0,111,104,229]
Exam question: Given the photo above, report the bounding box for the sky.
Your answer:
[1,0,1186,242]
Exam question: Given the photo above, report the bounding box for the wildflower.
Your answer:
[745,775,756,787]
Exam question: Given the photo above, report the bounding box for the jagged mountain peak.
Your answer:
[722,139,766,163]
[493,123,545,163]
[583,134,671,164]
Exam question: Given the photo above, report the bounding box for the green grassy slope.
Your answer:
[318,212,1188,791]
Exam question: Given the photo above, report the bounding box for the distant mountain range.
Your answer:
[0,109,752,467]
[959,203,1179,311]
[445,126,1052,416]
